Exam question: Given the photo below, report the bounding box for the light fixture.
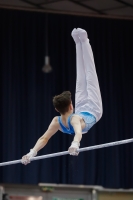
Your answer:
[42,56,52,73]
[42,13,52,73]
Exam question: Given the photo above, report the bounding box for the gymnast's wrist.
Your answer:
[71,141,80,148]
[27,149,37,157]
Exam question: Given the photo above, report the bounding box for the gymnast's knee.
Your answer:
[98,107,103,121]
[95,106,103,122]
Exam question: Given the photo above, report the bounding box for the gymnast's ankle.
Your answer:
[77,28,88,43]
[71,28,80,44]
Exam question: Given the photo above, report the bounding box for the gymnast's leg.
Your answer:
[71,28,88,114]
[77,28,103,122]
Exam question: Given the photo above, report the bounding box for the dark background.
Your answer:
[0,8,133,188]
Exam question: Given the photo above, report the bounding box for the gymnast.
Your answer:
[21,28,103,165]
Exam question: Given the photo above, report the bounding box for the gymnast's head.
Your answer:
[53,91,73,115]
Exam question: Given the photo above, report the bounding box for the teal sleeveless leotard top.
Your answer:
[58,112,96,135]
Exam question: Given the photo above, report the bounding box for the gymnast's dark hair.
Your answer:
[53,91,72,115]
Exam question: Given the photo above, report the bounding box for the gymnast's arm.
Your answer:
[21,117,59,165]
[68,116,82,156]
[32,117,59,152]
[71,116,82,143]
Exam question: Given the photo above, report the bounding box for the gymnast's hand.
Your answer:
[68,141,80,156]
[21,149,37,165]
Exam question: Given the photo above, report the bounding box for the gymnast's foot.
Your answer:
[71,28,80,44]
[77,28,88,42]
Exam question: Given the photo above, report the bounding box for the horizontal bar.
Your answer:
[0,138,133,167]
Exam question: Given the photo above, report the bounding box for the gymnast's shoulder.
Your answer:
[48,116,60,129]
[71,114,83,121]
[52,116,59,122]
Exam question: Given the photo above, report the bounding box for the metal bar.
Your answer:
[39,0,63,6]
[116,0,133,8]
[69,0,105,15]
[20,0,44,9]
[0,138,133,167]
[101,6,125,12]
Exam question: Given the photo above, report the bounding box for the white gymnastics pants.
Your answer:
[75,39,103,122]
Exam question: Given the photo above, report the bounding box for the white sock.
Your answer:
[77,28,88,42]
[71,28,80,44]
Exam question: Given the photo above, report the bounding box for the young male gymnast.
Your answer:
[21,28,103,165]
